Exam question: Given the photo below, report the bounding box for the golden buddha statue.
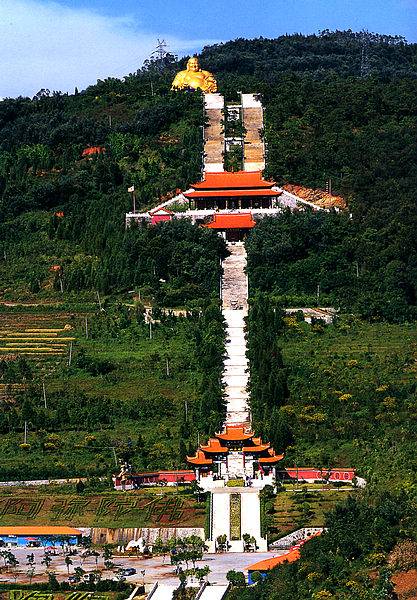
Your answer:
[171,57,217,93]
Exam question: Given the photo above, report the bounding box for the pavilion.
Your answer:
[187,424,284,483]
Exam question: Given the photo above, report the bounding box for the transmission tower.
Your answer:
[360,30,371,77]
[151,39,169,61]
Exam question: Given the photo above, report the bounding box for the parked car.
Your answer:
[122,568,137,576]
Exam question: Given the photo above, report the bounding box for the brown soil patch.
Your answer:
[283,183,347,210]
[392,569,417,599]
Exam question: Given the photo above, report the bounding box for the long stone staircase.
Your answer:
[198,94,269,554]
[241,94,265,171]
[205,242,267,553]
[221,243,250,425]
[203,93,265,173]
[204,94,224,172]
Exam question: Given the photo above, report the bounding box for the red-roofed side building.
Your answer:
[82,146,106,158]
[149,207,174,224]
[247,531,322,583]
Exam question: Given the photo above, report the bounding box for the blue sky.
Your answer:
[1,0,416,98]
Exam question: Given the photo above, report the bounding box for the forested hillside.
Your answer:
[0,30,416,316]
[1,31,417,596]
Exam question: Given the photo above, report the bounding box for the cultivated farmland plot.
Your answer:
[0,311,80,369]
[0,312,76,357]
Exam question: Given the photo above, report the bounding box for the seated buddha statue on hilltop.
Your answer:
[171,57,217,93]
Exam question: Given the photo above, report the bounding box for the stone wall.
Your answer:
[81,527,205,546]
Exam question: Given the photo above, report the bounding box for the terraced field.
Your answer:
[0,310,83,400]
[0,312,77,358]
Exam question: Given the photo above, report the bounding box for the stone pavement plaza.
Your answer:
[0,547,283,586]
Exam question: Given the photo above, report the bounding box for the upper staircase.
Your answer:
[204,94,225,172]
[241,94,265,171]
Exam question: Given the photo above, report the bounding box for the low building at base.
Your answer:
[246,530,322,583]
[204,212,256,242]
[113,469,196,490]
[0,526,81,548]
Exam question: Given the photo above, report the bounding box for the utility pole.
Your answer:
[151,39,168,61]
[68,341,73,367]
[24,421,28,444]
[166,357,170,377]
[111,447,118,467]
[85,317,88,339]
[184,400,188,421]
[42,382,47,409]
[317,283,321,302]
[96,290,102,311]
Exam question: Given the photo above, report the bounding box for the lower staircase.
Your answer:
[147,583,229,600]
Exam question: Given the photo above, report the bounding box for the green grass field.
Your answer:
[0,306,200,481]
[273,487,355,534]
[280,317,417,488]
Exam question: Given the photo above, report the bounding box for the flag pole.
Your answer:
[128,185,136,213]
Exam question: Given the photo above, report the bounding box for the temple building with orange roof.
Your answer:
[187,424,284,488]
[184,171,280,212]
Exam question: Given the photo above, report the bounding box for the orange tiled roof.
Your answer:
[186,450,213,466]
[82,146,106,157]
[0,527,81,536]
[259,449,284,464]
[242,443,271,453]
[205,213,256,230]
[149,207,174,215]
[193,171,275,190]
[200,438,228,453]
[247,549,300,571]
[216,425,254,441]
[185,189,279,198]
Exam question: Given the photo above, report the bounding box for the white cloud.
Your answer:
[0,0,216,98]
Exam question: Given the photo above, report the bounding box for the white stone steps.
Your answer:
[149,584,177,599]
[198,585,229,600]
[223,365,248,376]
